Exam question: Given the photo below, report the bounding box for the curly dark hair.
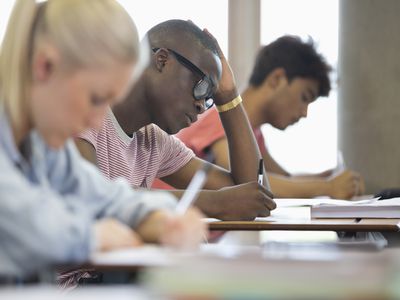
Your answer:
[249,35,332,97]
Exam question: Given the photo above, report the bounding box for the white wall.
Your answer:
[260,0,339,174]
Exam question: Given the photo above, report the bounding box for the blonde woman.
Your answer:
[0,0,206,280]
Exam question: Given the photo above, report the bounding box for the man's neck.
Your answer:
[112,78,151,135]
[242,85,272,129]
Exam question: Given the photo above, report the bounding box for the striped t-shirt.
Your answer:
[59,110,195,289]
[78,109,195,188]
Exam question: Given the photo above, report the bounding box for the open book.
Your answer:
[311,198,400,219]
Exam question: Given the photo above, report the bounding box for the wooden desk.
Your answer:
[84,232,400,299]
[208,207,400,232]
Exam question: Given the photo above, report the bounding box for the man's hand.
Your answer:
[206,181,276,221]
[328,170,364,199]
[93,218,143,251]
[203,29,238,105]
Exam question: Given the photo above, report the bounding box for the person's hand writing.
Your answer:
[93,218,143,252]
[328,170,363,199]
[208,181,275,221]
[159,208,207,250]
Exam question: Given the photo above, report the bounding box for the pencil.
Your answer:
[175,163,211,215]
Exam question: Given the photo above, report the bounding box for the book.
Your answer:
[311,197,400,219]
[274,197,377,207]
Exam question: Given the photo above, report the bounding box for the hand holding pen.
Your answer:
[258,158,271,190]
[161,163,211,248]
[258,158,264,185]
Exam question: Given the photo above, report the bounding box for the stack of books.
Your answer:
[311,198,400,219]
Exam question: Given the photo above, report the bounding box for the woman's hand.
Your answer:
[159,208,208,250]
[93,218,143,251]
[137,208,208,250]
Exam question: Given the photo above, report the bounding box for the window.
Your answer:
[261,0,339,173]
[117,0,228,55]
[0,1,228,56]
[0,1,14,44]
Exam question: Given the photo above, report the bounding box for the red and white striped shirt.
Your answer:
[78,109,195,188]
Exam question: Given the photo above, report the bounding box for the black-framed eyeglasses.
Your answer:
[152,48,214,110]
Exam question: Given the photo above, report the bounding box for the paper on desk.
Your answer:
[90,245,173,267]
[91,244,264,269]
[203,207,310,223]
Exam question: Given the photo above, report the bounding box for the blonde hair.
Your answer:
[0,0,139,132]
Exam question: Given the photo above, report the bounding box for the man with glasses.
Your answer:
[75,19,275,221]
[152,47,216,111]
[175,35,365,199]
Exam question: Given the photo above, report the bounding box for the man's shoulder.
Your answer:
[78,111,111,142]
[143,123,181,145]
[133,124,173,150]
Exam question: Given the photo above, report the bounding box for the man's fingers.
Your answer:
[259,184,274,198]
[257,209,270,218]
[202,28,223,57]
[257,184,276,210]
[265,198,277,210]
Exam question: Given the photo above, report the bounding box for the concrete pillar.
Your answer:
[228,0,260,92]
[338,0,400,193]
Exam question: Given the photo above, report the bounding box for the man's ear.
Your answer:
[32,45,59,82]
[265,67,288,90]
[153,48,169,72]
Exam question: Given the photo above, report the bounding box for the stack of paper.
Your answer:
[311,198,400,219]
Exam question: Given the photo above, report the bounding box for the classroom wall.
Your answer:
[338,0,400,194]
[228,0,260,92]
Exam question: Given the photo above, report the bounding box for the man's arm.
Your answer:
[162,158,274,220]
[199,136,363,199]
[290,170,334,179]
[210,41,268,188]
[76,136,275,220]
[74,138,97,165]
[268,174,331,198]
[262,147,290,176]
[269,171,364,199]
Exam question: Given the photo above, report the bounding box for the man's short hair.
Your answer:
[249,35,331,97]
[147,19,219,56]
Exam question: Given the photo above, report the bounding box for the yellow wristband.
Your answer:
[215,95,242,113]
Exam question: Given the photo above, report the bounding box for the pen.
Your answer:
[258,158,264,185]
[175,163,211,215]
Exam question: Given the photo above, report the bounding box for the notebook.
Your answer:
[311,198,400,219]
